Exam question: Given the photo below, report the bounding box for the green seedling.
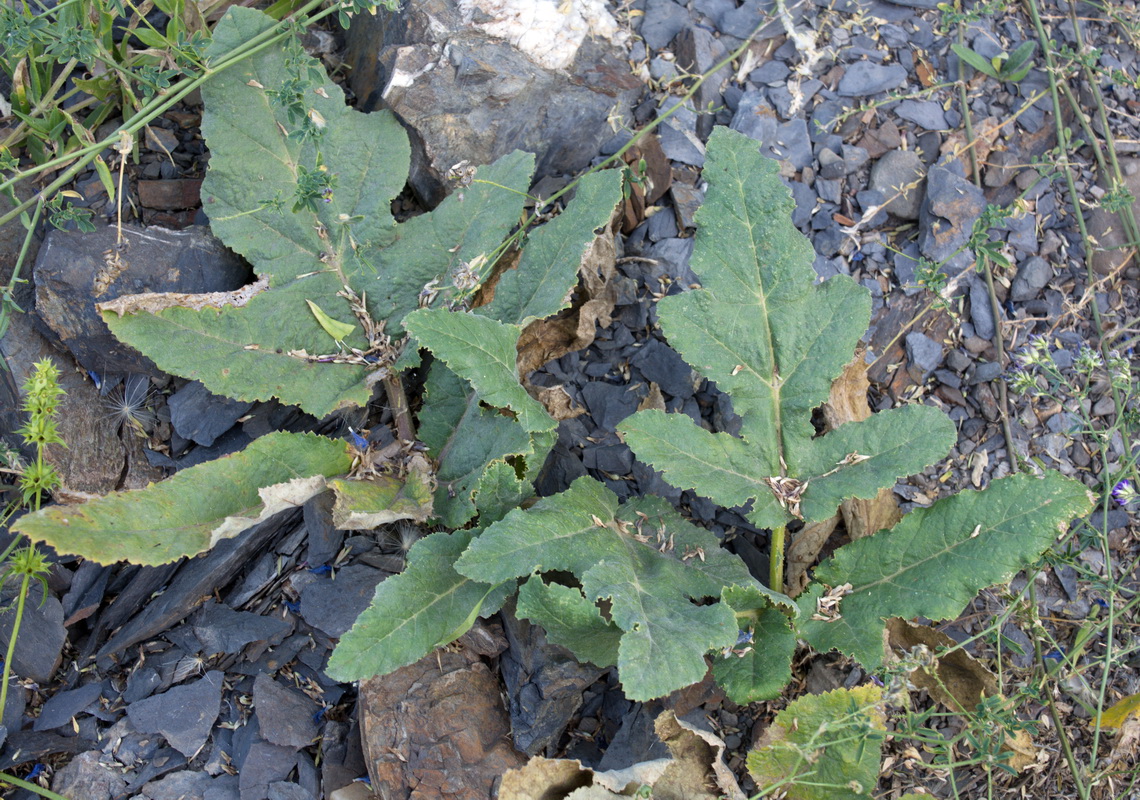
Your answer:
[951,40,1037,83]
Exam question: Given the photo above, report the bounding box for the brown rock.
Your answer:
[137,179,203,209]
[359,647,525,800]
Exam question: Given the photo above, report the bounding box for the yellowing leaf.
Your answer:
[305,299,355,343]
[1100,692,1140,728]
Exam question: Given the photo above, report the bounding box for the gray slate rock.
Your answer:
[253,673,320,750]
[729,90,777,144]
[869,150,926,220]
[139,770,234,800]
[344,0,642,207]
[51,750,127,800]
[239,740,297,800]
[969,274,996,340]
[268,782,316,800]
[32,224,248,376]
[299,565,384,638]
[894,99,949,130]
[581,380,641,431]
[919,163,987,265]
[0,582,65,684]
[880,0,939,8]
[169,380,255,447]
[837,62,907,96]
[905,332,944,378]
[194,601,292,655]
[33,682,105,731]
[1011,256,1053,301]
[716,0,793,39]
[631,338,693,398]
[127,671,224,758]
[641,0,689,49]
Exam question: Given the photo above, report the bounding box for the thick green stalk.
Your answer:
[770,524,786,593]
[0,572,31,724]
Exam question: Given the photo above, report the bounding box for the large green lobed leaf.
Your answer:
[103,7,534,418]
[619,128,955,530]
[12,433,350,565]
[796,471,1093,669]
[457,476,771,700]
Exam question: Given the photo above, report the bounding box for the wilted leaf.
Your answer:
[404,309,554,434]
[1100,692,1140,729]
[326,530,514,682]
[516,576,621,668]
[418,363,534,528]
[13,432,350,565]
[327,468,434,530]
[620,127,955,532]
[885,619,997,713]
[747,685,885,800]
[499,712,744,800]
[797,472,1093,670]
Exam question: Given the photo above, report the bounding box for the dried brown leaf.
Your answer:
[885,619,998,713]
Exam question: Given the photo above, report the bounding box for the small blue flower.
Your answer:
[1112,479,1137,507]
[309,564,333,576]
[26,764,45,781]
[348,428,369,451]
[1044,648,1065,661]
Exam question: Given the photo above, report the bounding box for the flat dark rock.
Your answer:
[32,223,249,376]
[127,671,224,758]
[169,380,255,447]
[239,740,298,800]
[499,607,604,755]
[0,582,66,684]
[33,681,105,731]
[0,729,95,770]
[581,381,641,431]
[138,769,224,800]
[299,565,385,638]
[50,750,128,800]
[194,601,292,655]
[268,782,316,800]
[97,511,300,662]
[253,673,320,750]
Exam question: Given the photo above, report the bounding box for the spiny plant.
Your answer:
[14,7,1093,705]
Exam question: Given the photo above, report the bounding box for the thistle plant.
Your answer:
[13,8,1093,708]
[0,360,61,736]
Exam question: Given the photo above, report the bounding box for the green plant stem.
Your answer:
[0,772,70,800]
[0,0,334,229]
[0,197,45,340]
[0,571,31,723]
[770,523,785,593]
[1067,1,1140,251]
[956,24,1017,473]
[1023,0,1126,424]
[1030,582,1091,800]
